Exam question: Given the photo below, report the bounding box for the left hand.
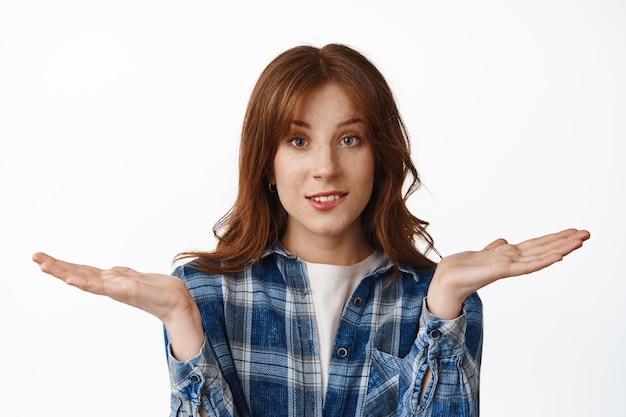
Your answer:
[426,228,590,319]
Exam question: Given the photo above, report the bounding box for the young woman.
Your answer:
[33,44,590,417]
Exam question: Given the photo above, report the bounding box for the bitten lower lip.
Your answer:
[306,192,347,211]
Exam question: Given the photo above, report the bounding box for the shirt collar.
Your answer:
[261,244,423,283]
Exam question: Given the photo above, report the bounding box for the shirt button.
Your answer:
[190,374,201,383]
[353,297,363,307]
[429,329,442,340]
[337,347,349,358]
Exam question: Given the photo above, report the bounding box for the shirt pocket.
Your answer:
[362,348,401,417]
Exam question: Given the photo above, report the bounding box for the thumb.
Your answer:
[483,238,508,251]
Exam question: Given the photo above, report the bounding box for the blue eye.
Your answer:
[290,137,306,147]
[341,136,358,146]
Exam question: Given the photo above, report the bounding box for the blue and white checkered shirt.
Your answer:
[166,246,482,417]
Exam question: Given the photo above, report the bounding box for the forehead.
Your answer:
[292,83,363,121]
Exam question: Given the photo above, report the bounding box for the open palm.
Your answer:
[427,228,590,319]
[32,252,195,325]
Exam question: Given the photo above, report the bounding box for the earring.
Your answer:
[268,182,277,193]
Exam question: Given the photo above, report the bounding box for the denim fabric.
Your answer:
[165,246,482,417]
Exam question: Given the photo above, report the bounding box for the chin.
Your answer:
[311,222,361,239]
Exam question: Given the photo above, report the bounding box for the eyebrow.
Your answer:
[291,117,365,128]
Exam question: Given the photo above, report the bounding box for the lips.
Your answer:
[306,192,348,211]
[309,194,343,202]
[306,191,348,201]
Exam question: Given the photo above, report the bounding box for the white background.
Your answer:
[1,1,624,416]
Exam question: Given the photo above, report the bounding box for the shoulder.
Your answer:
[171,262,225,303]
[172,261,221,282]
[171,250,292,296]
[397,262,435,290]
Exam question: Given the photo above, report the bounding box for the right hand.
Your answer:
[32,252,204,360]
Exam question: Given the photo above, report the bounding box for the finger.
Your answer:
[516,229,589,256]
[33,252,102,278]
[32,252,111,292]
[519,234,587,264]
[483,238,508,251]
[509,232,588,276]
[32,252,49,265]
[507,252,565,276]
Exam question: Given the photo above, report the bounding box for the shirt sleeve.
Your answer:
[398,295,482,417]
[166,332,235,417]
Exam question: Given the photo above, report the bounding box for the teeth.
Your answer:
[312,194,341,202]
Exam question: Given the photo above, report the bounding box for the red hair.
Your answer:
[177,44,436,273]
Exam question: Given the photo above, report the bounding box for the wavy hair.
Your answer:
[177,44,436,273]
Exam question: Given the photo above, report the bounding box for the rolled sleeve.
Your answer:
[417,298,467,358]
[167,335,234,417]
[399,298,480,417]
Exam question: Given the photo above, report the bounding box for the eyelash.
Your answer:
[287,134,362,148]
[340,135,359,146]
[289,136,307,147]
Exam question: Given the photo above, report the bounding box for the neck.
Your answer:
[281,231,373,266]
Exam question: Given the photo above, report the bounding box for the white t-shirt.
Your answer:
[303,251,384,396]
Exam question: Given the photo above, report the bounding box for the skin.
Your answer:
[428,229,590,320]
[274,83,375,266]
[31,81,591,413]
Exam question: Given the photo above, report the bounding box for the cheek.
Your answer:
[272,156,286,186]
[362,152,376,189]
[273,150,307,183]
[272,151,288,183]
[363,162,376,205]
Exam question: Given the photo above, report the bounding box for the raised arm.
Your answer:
[32,252,204,361]
[408,228,589,416]
[427,228,591,319]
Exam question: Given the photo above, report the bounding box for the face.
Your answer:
[272,83,375,259]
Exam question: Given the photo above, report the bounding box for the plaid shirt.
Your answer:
[166,246,482,417]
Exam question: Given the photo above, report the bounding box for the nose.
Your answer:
[312,143,341,180]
